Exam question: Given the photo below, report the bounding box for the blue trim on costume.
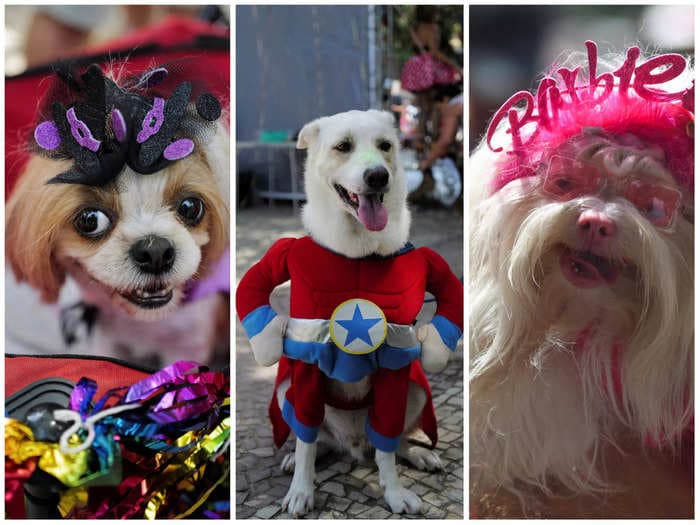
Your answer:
[365,418,401,452]
[241,305,277,339]
[431,315,462,351]
[391,242,415,257]
[283,339,421,382]
[282,398,319,443]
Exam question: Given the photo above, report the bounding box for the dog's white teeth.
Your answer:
[134,287,171,299]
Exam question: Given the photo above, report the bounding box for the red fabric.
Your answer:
[400,53,460,92]
[236,236,463,329]
[284,360,326,430]
[5,355,151,399]
[369,365,412,438]
[269,357,438,448]
[5,15,230,200]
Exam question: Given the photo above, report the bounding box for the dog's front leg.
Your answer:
[376,449,424,514]
[282,438,316,517]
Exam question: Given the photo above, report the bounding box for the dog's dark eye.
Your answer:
[74,208,112,238]
[378,140,392,152]
[334,140,353,153]
[177,197,205,226]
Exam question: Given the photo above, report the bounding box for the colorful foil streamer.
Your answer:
[5,361,230,519]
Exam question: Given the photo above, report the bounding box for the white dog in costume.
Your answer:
[237,110,463,516]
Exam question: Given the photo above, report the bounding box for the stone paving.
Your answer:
[235,204,463,519]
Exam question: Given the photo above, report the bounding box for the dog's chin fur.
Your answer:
[6,121,230,328]
[469,136,693,497]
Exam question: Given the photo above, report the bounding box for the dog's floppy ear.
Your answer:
[6,156,69,303]
[297,119,320,150]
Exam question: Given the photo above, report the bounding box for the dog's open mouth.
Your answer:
[119,284,174,309]
[560,247,620,288]
[334,184,387,231]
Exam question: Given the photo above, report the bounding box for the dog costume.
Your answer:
[237,235,462,452]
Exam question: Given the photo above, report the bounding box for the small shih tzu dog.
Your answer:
[6,63,229,366]
[470,41,693,516]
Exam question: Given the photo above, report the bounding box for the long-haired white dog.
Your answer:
[469,42,693,514]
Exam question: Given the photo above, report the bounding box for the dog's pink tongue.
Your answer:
[357,194,388,231]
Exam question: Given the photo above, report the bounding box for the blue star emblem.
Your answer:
[336,304,383,347]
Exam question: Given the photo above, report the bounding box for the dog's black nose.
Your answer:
[130,235,175,274]
[363,167,389,190]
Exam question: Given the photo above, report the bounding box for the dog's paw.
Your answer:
[280,452,295,473]
[250,315,287,366]
[417,323,451,373]
[384,486,424,514]
[282,482,315,517]
[400,445,443,472]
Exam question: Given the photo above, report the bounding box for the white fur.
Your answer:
[376,449,424,514]
[282,438,316,517]
[469,127,694,500]
[273,110,441,515]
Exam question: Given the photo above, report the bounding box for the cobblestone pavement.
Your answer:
[235,204,463,519]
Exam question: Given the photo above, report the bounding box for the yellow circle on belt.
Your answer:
[329,298,387,355]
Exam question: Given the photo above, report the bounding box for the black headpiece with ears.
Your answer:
[33,63,222,186]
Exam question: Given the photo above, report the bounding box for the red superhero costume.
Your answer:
[236,236,463,452]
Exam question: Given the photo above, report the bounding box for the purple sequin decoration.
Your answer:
[137,97,165,143]
[66,107,101,152]
[111,109,127,142]
[163,138,195,160]
[34,121,62,150]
